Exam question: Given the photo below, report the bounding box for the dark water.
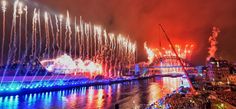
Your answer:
[0,77,189,109]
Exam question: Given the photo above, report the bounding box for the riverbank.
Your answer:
[147,75,236,109]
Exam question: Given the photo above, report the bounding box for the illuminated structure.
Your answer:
[144,43,194,63]
[144,42,194,75]
[206,57,231,82]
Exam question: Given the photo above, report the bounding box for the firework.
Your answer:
[144,42,194,64]
[0,0,137,79]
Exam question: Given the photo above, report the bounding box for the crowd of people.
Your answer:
[216,91,236,106]
[147,87,211,109]
[162,93,211,108]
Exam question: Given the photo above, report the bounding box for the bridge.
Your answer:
[124,56,195,76]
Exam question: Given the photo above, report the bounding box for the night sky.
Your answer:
[32,0,236,64]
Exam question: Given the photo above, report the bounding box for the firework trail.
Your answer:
[77,26,81,57]
[66,11,72,56]
[43,12,50,58]
[74,17,77,58]
[1,0,6,65]
[24,6,28,57]
[89,23,93,58]
[85,23,89,58]
[12,0,19,62]
[79,16,85,58]
[64,11,70,54]
[93,26,97,58]
[31,9,37,58]
[76,25,80,57]
[37,10,42,58]
[55,15,60,56]
[49,14,56,58]
[59,15,63,54]
[18,2,23,60]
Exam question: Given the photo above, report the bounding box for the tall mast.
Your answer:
[159,24,195,92]
[159,26,162,48]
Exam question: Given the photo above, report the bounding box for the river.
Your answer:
[0,76,189,109]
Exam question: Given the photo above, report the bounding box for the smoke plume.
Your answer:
[207,27,220,61]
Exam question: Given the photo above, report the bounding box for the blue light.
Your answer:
[0,76,132,96]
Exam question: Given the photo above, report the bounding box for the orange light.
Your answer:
[144,42,155,64]
[144,42,194,60]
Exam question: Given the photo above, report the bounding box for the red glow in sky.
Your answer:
[35,0,236,64]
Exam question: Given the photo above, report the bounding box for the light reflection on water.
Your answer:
[0,77,189,109]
